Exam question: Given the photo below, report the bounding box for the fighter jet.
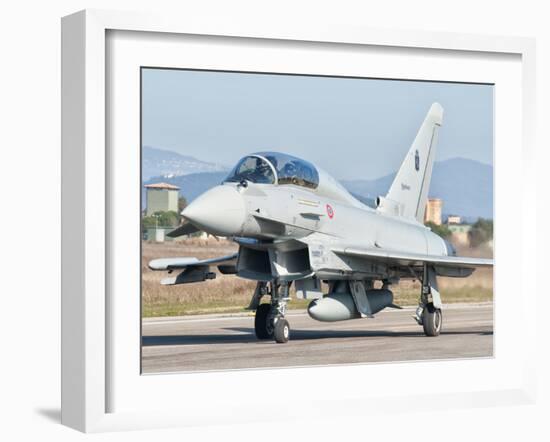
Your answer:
[149,103,493,343]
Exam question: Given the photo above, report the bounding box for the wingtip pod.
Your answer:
[148,253,238,271]
[148,259,167,271]
[148,257,200,271]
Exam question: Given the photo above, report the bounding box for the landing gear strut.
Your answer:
[414,263,443,337]
[253,280,291,343]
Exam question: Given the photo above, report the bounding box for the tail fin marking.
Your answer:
[377,103,443,223]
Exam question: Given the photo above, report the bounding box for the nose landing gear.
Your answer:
[253,280,291,343]
[273,318,290,343]
[254,303,273,339]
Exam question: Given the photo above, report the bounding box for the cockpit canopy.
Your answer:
[224,155,276,185]
[224,152,319,189]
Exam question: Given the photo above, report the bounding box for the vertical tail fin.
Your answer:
[377,103,443,222]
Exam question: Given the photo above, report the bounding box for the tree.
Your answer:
[425,221,452,239]
[141,210,180,229]
[468,218,493,247]
[141,215,157,229]
[178,196,188,213]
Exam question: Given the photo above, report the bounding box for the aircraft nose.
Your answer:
[181,185,246,236]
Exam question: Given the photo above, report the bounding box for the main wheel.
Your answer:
[274,318,290,343]
[422,304,442,337]
[254,304,273,340]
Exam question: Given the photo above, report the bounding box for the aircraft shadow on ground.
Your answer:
[142,328,493,346]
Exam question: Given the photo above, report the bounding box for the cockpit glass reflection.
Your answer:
[224,152,320,189]
[261,152,319,189]
[224,156,276,184]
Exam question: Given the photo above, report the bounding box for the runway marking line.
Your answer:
[143,303,493,326]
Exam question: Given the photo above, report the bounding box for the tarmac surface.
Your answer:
[141,303,493,373]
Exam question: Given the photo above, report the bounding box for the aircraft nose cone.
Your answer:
[182,185,246,236]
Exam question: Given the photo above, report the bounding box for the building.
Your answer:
[447,215,462,225]
[145,227,167,242]
[448,223,472,246]
[424,198,443,225]
[144,182,180,216]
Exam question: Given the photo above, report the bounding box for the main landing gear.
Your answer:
[252,280,291,343]
[414,263,443,337]
[421,304,442,336]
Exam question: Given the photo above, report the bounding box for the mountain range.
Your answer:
[341,157,493,220]
[142,147,493,221]
[142,146,227,180]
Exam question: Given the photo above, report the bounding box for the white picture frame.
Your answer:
[61,9,537,433]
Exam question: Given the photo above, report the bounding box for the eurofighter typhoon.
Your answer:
[149,103,493,343]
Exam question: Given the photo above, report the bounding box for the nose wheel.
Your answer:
[253,280,291,343]
[274,318,290,343]
[254,303,273,339]
[254,307,291,343]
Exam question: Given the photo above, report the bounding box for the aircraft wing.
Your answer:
[148,253,238,271]
[332,246,493,269]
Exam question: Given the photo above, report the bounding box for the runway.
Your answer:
[141,303,493,374]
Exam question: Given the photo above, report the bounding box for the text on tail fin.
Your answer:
[377,103,444,222]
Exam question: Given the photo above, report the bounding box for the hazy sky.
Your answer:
[142,68,493,180]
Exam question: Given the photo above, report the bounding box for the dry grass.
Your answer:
[142,239,493,317]
[142,239,256,316]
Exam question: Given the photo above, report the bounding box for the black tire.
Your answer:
[254,304,273,340]
[274,318,290,343]
[422,304,442,337]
